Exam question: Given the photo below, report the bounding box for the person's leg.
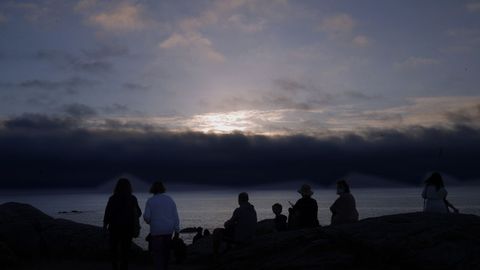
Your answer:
[119,236,132,270]
[151,235,172,270]
[162,236,172,269]
[109,233,119,270]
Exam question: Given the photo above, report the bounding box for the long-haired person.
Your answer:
[330,180,359,225]
[144,181,180,270]
[103,178,142,270]
[422,172,459,213]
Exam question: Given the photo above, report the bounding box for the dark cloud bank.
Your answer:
[1,113,479,189]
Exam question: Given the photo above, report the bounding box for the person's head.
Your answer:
[114,178,132,196]
[203,229,211,236]
[196,227,203,234]
[238,192,249,205]
[336,180,351,194]
[272,203,283,215]
[150,181,166,194]
[425,172,444,190]
[298,184,313,198]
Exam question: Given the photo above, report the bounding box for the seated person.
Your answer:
[192,227,203,244]
[272,203,287,231]
[213,192,257,254]
[289,184,320,229]
[330,180,359,225]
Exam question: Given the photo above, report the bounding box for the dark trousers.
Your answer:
[150,235,172,270]
[109,233,132,270]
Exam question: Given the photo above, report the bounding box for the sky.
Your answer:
[1,0,480,188]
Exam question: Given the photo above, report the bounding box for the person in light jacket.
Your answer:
[330,180,359,225]
[144,181,180,270]
[422,172,459,213]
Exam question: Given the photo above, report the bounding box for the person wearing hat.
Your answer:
[288,184,320,229]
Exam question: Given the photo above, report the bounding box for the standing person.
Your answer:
[213,192,257,255]
[422,172,459,213]
[288,184,320,229]
[144,181,180,270]
[330,180,359,225]
[103,178,142,270]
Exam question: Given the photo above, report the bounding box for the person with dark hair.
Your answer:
[288,184,319,229]
[192,227,203,244]
[103,178,142,270]
[272,203,288,231]
[422,172,459,213]
[144,181,180,270]
[330,180,359,225]
[213,192,257,255]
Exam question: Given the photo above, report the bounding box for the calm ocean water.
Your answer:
[2,187,480,249]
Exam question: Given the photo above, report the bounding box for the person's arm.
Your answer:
[225,208,239,228]
[172,200,180,234]
[133,196,142,217]
[330,198,339,214]
[103,197,112,230]
[143,199,151,224]
[421,186,427,199]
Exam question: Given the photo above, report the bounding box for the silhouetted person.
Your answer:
[192,227,203,244]
[272,203,287,231]
[203,229,211,237]
[330,180,359,225]
[103,178,142,270]
[172,236,187,264]
[144,181,180,270]
[422,172,459,213]
[288,184,319,229]
[213,192,257,255]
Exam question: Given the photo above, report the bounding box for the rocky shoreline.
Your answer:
[1,202,479,270]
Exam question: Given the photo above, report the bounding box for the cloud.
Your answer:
[1,116,479,188]
[2,113,79,131]
[35,49,113,73]
[123,82,149,91]
[394,57,440,70]
[227,14,265,33]
[17,77,98,94]
[0,13,7,24]
[89,4,146,32]
[466,2,480,12]
[77,1,152,33]
[352,35,370,47]
[158,0,285,63]
[344,91,381,100]
[159,32,225,63]
[274,78,308,93]
[320,13,356,38]
[61,103,97,118]
[445,104,480,125]
[101,103,130,115]
[319,13,371,47]
[443,28,480,53]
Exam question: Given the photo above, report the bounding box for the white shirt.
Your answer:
[143,193,180,235]
[422,186,448,213]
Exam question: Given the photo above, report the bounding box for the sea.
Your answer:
[1,187,480,249]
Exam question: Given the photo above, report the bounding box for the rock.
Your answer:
[181,212,480,270]
[0,202,147,265]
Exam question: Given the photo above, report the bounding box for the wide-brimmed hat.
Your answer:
[298,184,313,196]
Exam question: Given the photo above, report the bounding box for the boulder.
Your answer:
[0,202,146,265]
[181,212,480,270]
